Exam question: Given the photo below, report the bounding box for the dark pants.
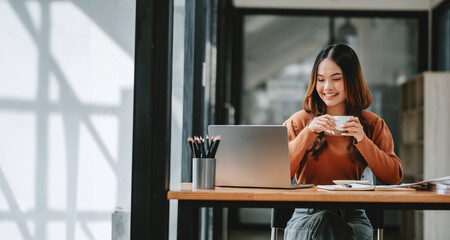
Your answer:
[284,208,373,240]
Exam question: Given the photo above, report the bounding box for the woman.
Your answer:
[283,44,403,240]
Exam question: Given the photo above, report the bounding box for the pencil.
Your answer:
[193,136,201,158]
[210,136,221,158]
[207,136,215,158]
[196,137,205,158]
[187,137,195,157]
[200,137,207,158]
[206,135,211,150]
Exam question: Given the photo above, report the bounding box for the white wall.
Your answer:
[0,0,135,239]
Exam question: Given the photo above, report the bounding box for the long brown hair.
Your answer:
[302,44,373,164]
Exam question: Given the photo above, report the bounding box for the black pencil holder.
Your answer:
[192,158,216,189]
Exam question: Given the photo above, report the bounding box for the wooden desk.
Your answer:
[168,183,450,240]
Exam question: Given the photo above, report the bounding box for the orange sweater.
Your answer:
[283,110,403,185]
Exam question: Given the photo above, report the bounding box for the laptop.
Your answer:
[208,125,313,189]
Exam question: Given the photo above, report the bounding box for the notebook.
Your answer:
[208,125,313,189]
[317,184,375,191]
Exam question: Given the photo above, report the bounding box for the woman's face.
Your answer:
[315,58,346,115]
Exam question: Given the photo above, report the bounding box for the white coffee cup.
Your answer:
[333,116,353,131]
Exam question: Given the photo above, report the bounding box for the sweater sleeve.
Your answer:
[283,114,318,179]
[355,118,403,184]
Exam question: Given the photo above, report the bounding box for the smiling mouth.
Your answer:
[324,93,338,97]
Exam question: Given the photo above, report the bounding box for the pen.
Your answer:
[343,184,352,188]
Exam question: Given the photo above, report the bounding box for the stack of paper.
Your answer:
[375,176,450,192]
[318,176,450,192]
[408,176,450,193]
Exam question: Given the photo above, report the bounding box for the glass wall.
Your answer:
[437,8,450,70]
[241,16,418,149]
[242,16,418,126]
[0,1,135,239]
[238,14,419,232]
[169,0,185,239]
[168,0,220,238]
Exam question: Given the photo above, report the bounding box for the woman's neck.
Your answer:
[326,104,346,116]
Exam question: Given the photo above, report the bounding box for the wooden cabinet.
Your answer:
[400,72,450,240]
[400,74,424,182]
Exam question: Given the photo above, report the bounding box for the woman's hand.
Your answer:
[308,114,336,135]
[341,117,365,142]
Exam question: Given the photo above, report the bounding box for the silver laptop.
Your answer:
[208,125,313,189]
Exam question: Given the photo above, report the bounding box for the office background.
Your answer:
[0,0,449,239]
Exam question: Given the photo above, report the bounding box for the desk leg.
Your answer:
[177,200,199,240]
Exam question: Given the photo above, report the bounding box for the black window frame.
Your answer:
[131,0,173,239]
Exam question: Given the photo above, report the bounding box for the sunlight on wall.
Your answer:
[50,2,133,105]
[48,113,68,211]
[77,119,118,211]
[0,0,135,239]
[0,2,38,100]
[0,112,36,210]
